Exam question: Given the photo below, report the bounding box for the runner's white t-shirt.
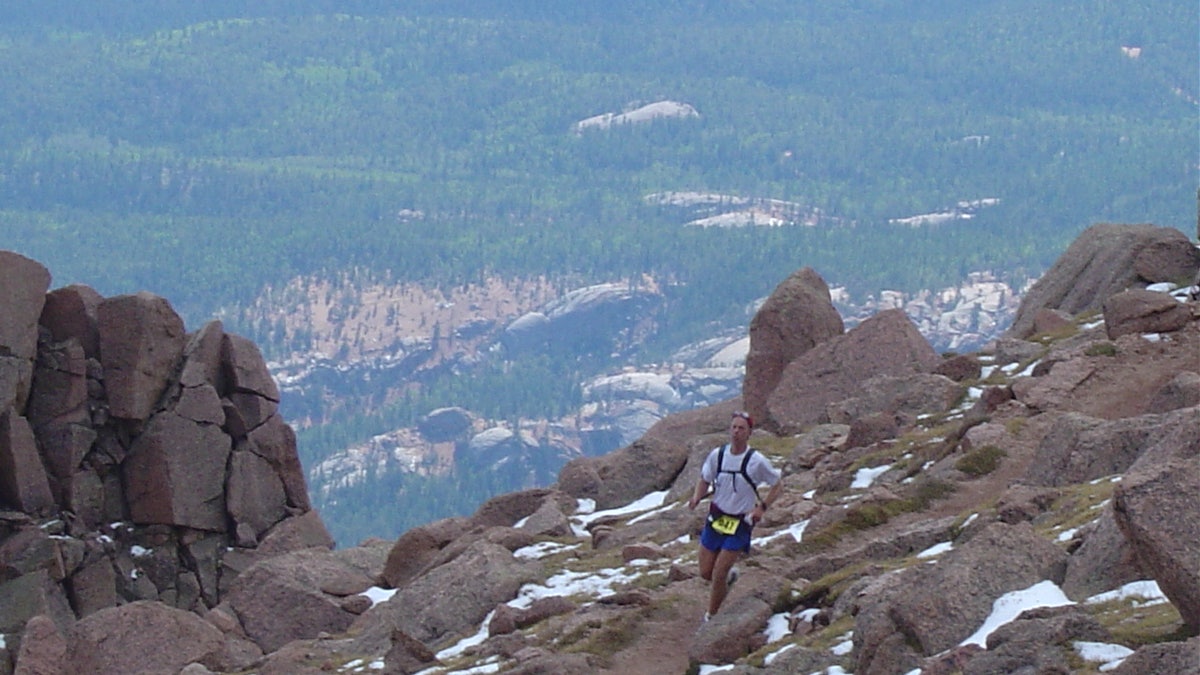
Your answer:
[701,445,781,516]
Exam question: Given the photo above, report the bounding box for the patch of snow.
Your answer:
[830,634,854,655]
[452,660,501,674]
[628,499,680,525]
[1085,580,1167,605]
[797,608,822,623]
[917,541,954,559]
[513,541,580,561]
[960,580,1073,647]
[509,565,647,610]
[1057,527,1078,542]
[435,610,495,660]
[851,464,891,489]
[1012,360,1039,377]
[571,491,668,535]
[754,519,808,547]
[362,586,397,606]
[764,613,792,642]
[1074,641,1135,671]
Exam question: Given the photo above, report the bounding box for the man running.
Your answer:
[688,410,782,622]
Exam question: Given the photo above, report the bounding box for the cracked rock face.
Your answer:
[0,251,331,672]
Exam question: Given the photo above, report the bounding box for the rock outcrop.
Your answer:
[1006,222,1200,338]
[742,267,844,425]
[0,251,338,673]
[501,282,661,357]
[764,308,942,434]
[1,223,1198,675]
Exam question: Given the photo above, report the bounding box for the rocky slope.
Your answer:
[0,222,1198,674]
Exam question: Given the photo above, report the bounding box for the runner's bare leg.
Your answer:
[708,549,741,615]
[698,545,717,581]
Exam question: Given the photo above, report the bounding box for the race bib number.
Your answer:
[712,514,741,535]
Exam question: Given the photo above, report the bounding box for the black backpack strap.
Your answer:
[739,448,758,493]
[716,445,758,494]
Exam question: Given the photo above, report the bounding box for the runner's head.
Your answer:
[730,411,752,443]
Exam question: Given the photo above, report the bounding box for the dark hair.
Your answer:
[731,411,754,428]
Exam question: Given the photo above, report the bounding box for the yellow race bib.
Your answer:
[711,514,741,535]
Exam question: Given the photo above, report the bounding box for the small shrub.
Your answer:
[845,503,890,529]
[955,445,1007,477]
[1031,323,1079,344]
[565,607,646,660]
[1085,342,1118,357]
[1003,417,1027,435]
[797,561,875,605]
[910,477,957,508]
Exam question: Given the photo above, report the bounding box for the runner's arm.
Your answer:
[688,477,711,510]
[758,480,783,511]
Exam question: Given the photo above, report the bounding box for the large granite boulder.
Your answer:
[0,251,50,413]
[379,516,473,589]
[1022,407,1199,487]
[27,337,90,431]
[1007,223,1198,338]
[0,251,328,675]
[225,548,373,653]
[742,267,844,424]
[765,309,941,435]
[1061,511,1145,601]
[96,292,188,422]
[0,410,55,515]
[122,411,232,531]
[65,600,226,675]
[689,573,793,665]
[1103,288,1193,339]
[355,540,540,650]
[39,284,104,359]
[1112,456,1200,634]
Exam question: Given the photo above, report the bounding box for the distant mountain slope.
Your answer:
[0,0,1193,544]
